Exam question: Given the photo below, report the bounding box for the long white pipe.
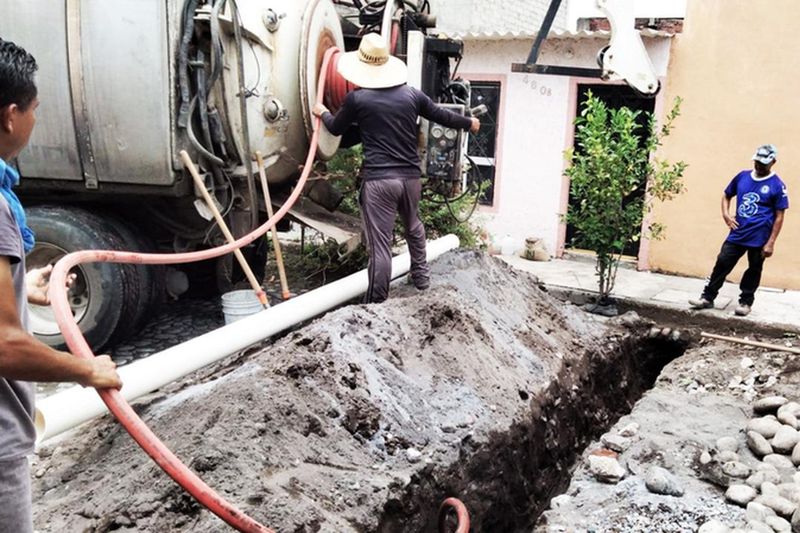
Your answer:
[35,234,460,442]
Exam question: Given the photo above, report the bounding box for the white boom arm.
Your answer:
[597,0,660,95]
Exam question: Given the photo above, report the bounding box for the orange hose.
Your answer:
[438,497,470,533]
[47,47,341,533]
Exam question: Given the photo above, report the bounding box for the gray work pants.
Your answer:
[360,177,430,303]
[0,456,33,533]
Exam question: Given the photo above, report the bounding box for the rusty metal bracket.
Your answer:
[66,0,99,189]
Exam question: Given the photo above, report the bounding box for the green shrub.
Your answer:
[327,147,484,249]
[564,93,686,304]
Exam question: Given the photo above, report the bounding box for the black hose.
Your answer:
[208,0,224,93]
[178,0,200,129]
[186,96,224,166]
[441,157,481,224]
[194,49,214,151]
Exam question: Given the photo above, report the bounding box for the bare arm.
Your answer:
[721,194,738,230]
[762,210,785,258]
[0,257,121,388]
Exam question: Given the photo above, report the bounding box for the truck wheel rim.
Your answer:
[27,243,90,336]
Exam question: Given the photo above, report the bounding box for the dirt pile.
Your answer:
[31,250,665,532]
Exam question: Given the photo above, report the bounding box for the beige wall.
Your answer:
[650,0,800,289]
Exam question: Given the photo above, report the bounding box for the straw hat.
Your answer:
[336,33,408,89]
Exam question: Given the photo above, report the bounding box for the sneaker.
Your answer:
[734,303,751,316]
[688,298,713,310]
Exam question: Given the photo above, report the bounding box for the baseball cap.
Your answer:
[752,144,778,165]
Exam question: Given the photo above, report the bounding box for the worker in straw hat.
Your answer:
[313,33,479,304]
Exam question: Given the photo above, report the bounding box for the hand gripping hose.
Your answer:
[47,47,341,533]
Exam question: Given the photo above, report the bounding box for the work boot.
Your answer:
[734,303,751,316]
[688,297,713,310]
[406,273,429,291]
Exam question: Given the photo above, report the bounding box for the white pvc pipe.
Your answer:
[35,234,460,442]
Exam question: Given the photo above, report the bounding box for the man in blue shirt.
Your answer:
[689,144,789,316]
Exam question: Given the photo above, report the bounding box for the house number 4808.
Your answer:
[522,75,552,97]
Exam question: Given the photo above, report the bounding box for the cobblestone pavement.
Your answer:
[36,297,225,398]
[110,297,224,365]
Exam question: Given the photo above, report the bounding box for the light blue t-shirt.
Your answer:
[724,170,789,248]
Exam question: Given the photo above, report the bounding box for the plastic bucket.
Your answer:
[221,289,263,324]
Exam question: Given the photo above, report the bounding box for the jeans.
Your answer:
[701,241,765,306]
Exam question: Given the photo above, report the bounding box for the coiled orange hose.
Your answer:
[438,497,470,533]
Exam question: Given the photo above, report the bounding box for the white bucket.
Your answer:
[221,289,263,324]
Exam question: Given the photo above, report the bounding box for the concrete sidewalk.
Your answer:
[500,254,800,332]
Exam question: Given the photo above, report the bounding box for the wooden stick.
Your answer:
[701,331,800,355]
[255,151,291,300]
[179,150,268,308]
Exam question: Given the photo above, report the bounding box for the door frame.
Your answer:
[557,76,666,271]
[460,73,508,214]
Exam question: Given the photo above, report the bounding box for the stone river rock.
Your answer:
[749,417,784,439]
[600,433,630,453]
[697,520,731,533]
[725,484,757,506]
[748,520,774,533]
[747,501,776,523]
[779,412,799,430]
[778,402,800,419]
[748,431,774,457]
[588,455,626,484]
[772,426,800,454]
[716,450,740,463]
[791,507,800,533]
[644,466,684,497]
[754,396,789,415]
[766,514,793,532]
[721,461,751,479]
[697,520,730,533]
[793,442,800,466]
[755,494,797,517]
[764,454,797,471]
[747,469,782,489]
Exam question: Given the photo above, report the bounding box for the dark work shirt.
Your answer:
[322,84,473,180]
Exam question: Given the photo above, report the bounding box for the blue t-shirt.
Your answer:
[724,170,789,248]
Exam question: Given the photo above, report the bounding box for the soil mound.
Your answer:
[32,251,618,532]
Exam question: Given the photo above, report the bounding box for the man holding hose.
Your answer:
[313,33,479,303]
[0,40,122,533]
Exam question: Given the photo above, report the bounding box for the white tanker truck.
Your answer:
[0,0,470,350]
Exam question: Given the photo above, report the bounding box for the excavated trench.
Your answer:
[377,333,688,532]
[30,251,692,533]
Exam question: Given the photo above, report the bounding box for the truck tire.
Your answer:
[25,206,137,352]
[102,214,166,338]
